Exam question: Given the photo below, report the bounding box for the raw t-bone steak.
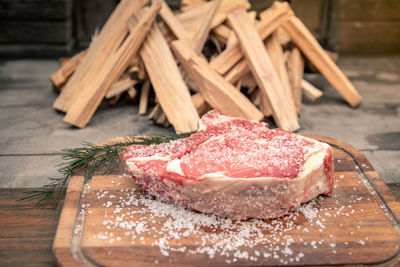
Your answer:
[122,110,333,219]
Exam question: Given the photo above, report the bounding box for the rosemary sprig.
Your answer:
[20,135,189,206]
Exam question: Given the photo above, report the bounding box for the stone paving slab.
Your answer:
[0,155,60,188]
[0,58,399,187]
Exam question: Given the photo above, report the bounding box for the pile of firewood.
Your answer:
[50,0,362,133]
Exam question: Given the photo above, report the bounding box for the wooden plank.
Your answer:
[227,8,299,131]
[0,43,73,57]
[171,40,263,121]
[210,1,293,76]
[264,31,295,113]
[53,135,400,266]
[0,0,71,20]
[53,0,148,112]
[139,23,199,134]
[139,80,150,115]
[340,0,400,22]
[191,0,222,55]
[105,76,137,99]
[0,188,59,266]
[50,50,86,90]
[63,2,160,128]
[339,21,400,55]
[286,46,304,114]
[290,0,324,39]
[281,16,362,107]
[0,20,72,44]
[301,79,323,101]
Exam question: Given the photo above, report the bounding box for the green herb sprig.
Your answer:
[20,135,189,206]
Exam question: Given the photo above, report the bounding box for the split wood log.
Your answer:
[211,24,231,44]
[148,104,161,120]
[264,31,294,111]
[191,0,221,55]
[191,93,211,116]
[53,0,148,112]
[139,22,199,134]
[63,2,160,128]
[158,0,191,44]
[225,11,256,49]
[228,7,299,131]
[240,72,257,92]
[177,0,250,38]
[281,16,362,107]
[139,80,150,115]
[251,89,272,117]
[223,58,249,84]
[108,94,121,106]
[301,79,323,101]
[171,40,263,121]
[126,87,138,102]
[181,0,205,11]
[286,46,304,113]
[105,76,137,99]
[210,1,293,76]
[50,50,86,90]
[275,27,291,46]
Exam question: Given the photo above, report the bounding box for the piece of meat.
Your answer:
[122,110,333,220]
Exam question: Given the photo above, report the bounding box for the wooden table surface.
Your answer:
[1,186,399,266]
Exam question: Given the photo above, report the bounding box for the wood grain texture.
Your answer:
[171,40,263,121]
[50,50,86,90]
[53,135,400,266]
[63,3,160,128]
[228,8,299,131]
[140,23,199,134]
[177,0,250,38]
[53,0,148,112]
[301,79,323,101]
[281,16,362,107]
[191,0,221,55]
[0,189,59,267]
[286,46,304,114]
[210,1,292,76]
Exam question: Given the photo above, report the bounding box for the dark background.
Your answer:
[0,0,399,57]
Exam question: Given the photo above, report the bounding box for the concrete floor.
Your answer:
[0,57,399,188]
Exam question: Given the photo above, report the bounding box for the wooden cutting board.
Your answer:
[53,135,400,266]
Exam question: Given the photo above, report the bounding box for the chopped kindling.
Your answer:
[50,0,361,132]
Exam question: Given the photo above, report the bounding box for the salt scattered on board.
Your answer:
[80,166,384,265]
